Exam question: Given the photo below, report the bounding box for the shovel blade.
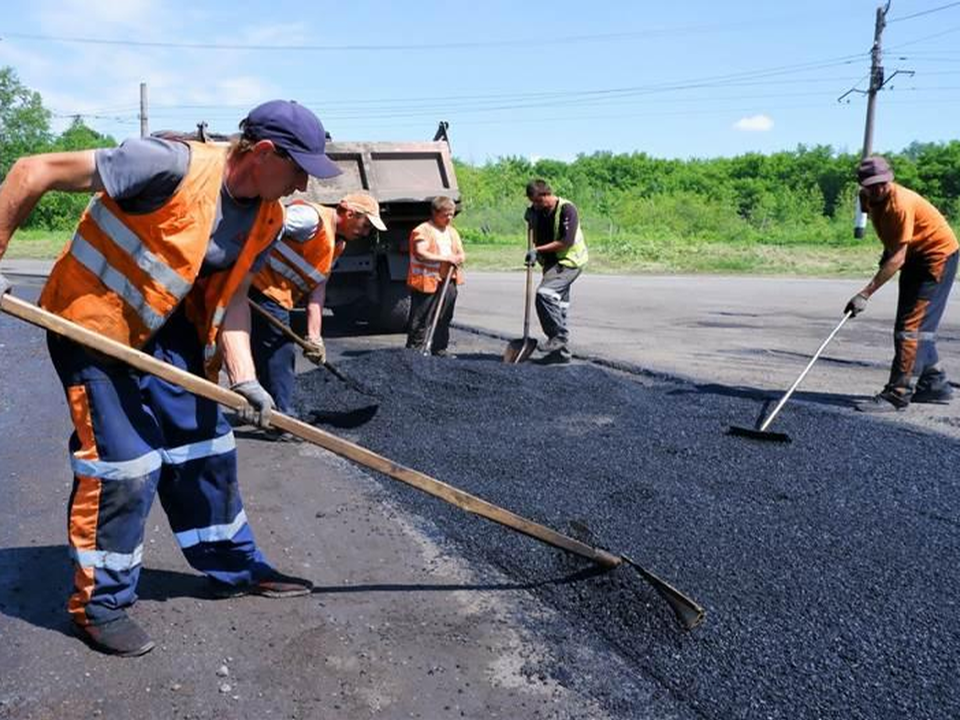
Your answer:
[503,337,538,364]
[726,425,792,444]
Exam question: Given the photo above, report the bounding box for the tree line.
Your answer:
[3,64,959,252]
[453,142,960,251]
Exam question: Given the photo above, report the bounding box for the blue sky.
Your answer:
[1,1,959,163]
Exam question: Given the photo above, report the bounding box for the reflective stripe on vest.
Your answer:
[40,142,226,348]
[253,201,336,309]
[69,232,166,332]
[553,198,588,269]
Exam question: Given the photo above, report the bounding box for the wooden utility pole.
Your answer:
[854,2,890,238]
[139,82,148,138]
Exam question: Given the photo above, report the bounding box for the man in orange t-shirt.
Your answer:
[845,155,958,412]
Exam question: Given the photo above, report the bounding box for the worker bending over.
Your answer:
[0,100,341,657]
[250,192,384,420]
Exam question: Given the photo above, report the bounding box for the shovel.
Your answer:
[728,311,852,443]
[248,298,379,400]
[422,265,455,356]
[503,226,539,364]
[2,291,704,630]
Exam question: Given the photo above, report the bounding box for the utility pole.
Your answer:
[139,82,149,138]
[853,2,890,238]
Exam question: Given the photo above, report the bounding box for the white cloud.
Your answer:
[733,114,774,132]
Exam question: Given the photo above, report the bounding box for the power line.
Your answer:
[888,1,960,23]
[0,19,816,53]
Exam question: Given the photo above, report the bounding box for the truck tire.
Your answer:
[374,278,411,333]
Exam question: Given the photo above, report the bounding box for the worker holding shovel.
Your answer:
[249,191,385,424]
[524,179,588,365]
[0,100,342,657]
[845,156,959,413]
[405,196,466,357]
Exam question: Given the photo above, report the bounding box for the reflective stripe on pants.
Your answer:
[536,263,581,349]
[49,305,269,626]
[889,251,958,392]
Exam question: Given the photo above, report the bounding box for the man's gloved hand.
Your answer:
[845,292,870,317]
[524,249,538,267]
[0,272,11,298]
[303,336,326,366]
[230,380,275,428]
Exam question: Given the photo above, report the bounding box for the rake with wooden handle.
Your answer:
[2,292,705,630]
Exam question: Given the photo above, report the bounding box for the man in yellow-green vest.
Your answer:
[523,179,589,365]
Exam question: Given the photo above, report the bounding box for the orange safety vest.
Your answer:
[252,200,338,309]
[406,221,465,293]
[39,141,284,379]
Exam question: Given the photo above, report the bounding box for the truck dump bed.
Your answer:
[292,135,460,332]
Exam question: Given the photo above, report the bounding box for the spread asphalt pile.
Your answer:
[293,345,959,720]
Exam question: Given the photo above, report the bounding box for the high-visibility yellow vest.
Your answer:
[532,197,588,269]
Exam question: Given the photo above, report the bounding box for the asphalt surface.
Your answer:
[298,340,960,720]
[1,265,958,719]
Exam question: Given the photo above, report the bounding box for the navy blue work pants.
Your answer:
[48,307,272,627]
[249,290,297,416]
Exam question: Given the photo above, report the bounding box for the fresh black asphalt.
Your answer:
[297,341,959,720]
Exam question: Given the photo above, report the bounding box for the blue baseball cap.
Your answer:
[241,100,341,179]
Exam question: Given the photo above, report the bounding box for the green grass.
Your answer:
[4,229,70,259]
[461,238,881,276]
[4,227,882,277]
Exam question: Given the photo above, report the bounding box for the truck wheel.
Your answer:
[374,279,411,333]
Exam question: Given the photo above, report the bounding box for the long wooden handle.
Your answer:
[423,266,454,355]
[248,298,312,351]
[1,292,619,569]
[247,298,377,398]
[522,225,535,339]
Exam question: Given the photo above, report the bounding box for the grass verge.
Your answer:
[4,229,71,260]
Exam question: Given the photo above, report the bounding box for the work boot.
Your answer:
[855,389,910,413]
[75,614,155,657]
[541,336,567,353]
[211,569,314,599]
[432,348,457,359]
[536,349,571,366]
[912,370,954,404]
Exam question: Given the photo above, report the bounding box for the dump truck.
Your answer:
[155,121,460,333]
[291,122,460,332]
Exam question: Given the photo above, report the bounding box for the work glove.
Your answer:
[524,249,538,267]
[845,292,869,317]
[0,272,10,298]
[231,380,275,428]
[303,336,326,366]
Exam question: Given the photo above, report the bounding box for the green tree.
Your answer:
[0,66,52,176]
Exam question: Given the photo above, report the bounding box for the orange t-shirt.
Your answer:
[866,183,959,275]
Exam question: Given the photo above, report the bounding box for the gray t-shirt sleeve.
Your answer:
[94,137,190,214]
[283,203,321,243]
